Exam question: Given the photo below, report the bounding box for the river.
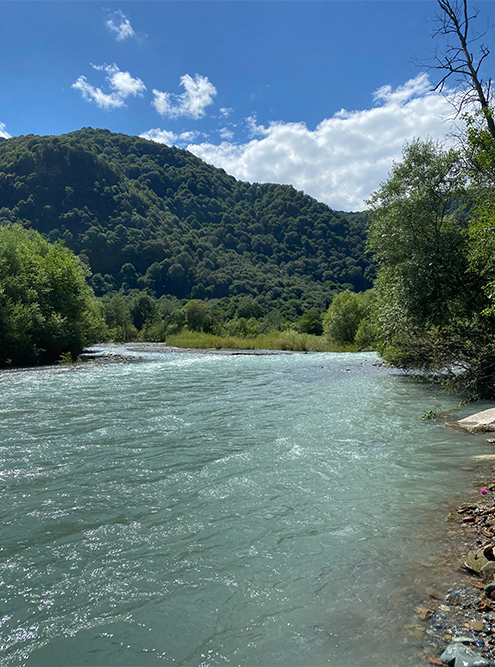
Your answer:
[0,345,492,666]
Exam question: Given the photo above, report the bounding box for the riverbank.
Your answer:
[162,329,358,352]
[417,453,495,665]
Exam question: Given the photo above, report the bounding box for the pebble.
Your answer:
[471,621,485,632]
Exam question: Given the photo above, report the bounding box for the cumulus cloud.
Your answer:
[72,63,146,111]
[140,128,200,145]
[105,9,135,41]
[184,74,459,211]
[152,74,217,119]
[0,122,10,139]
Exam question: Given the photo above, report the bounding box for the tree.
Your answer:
[323,290,368,345]
[131,293,159,331]
[0,224,104,366]
[299,308,323,335]
[429,0,495,139]
[365,139,495,393]
[367,139,471,331]
[184,299,213,332]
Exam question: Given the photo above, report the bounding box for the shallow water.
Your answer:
[0,345,492,666]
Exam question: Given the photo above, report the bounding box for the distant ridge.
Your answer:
[0,128,373,311]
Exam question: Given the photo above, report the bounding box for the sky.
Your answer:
[1,1,494,211]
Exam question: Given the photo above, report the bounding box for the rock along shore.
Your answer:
[418,409,495,666]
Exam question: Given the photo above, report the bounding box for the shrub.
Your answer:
[0,224,104,366]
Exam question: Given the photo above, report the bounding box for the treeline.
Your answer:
[0,221,375,366]
[0,128,373,318]
[98,287,376,349]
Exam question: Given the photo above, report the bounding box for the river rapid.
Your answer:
[1,345,493,667]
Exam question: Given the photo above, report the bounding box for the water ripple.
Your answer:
[0,346,491,666]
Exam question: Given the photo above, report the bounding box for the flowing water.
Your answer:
[0,345,493,667]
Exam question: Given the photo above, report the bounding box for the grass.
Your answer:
[164,329,358,353]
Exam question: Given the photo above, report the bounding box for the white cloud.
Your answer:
[246,115,269,138]
[372,73,430,105]
[185,75,460,211]
[140,128,199,146]
[72,77,125,110]
[152,74,217,120]
[105,9,135,41]
[219,127,234,140]
[0,122,11,139]
[219,107,233,118]
[93,64,146,97]
[72,63,146,111]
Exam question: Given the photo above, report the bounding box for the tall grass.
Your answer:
[165,329,357,352]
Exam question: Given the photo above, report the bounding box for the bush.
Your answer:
[323,290,366,344]
[0,224,104,366]
[354,318,377,351]
[299,308,323,335]
[323,289,377,347]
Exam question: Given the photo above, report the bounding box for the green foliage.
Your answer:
[354,318,377,351]
[236,297,264,320]
[226,317,260,338]
[298,308,323,335]
[57,351,75,365]
[131,293,159,332]
[0,129,373,314]
[0,223,104,366]
[184,300,210,332]
[366,136,495,396]
[164,329,339,352]
[367,139,471,329]
[184,299,223,333]
[422,405,442,421]
[466,120,495,313]
[100,294,137,342]
[323,289,375,346]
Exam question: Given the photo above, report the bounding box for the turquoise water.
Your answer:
[0,345,492,667]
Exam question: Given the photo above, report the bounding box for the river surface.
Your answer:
[1,345,493,667]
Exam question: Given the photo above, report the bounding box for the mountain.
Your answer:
[0,128,373,313]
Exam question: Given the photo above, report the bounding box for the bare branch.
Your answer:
[419,0,495,139]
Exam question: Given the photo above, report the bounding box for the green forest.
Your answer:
[0,127,371,307]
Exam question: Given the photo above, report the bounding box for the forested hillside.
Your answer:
[0,128,371,315]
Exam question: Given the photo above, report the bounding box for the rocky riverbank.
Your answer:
[417,466,495,666]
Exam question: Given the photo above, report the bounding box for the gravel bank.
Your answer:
[419,466,495,665]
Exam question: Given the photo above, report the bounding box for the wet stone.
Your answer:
[440,643,491,666]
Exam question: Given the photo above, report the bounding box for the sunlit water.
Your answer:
[0,345,493,667]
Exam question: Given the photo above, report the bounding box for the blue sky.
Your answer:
[1,1,494,210]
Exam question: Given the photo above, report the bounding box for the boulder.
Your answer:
[447,408,495,433]
[440,642,490,666]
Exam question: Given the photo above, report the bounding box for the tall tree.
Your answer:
[367,139,470,326]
